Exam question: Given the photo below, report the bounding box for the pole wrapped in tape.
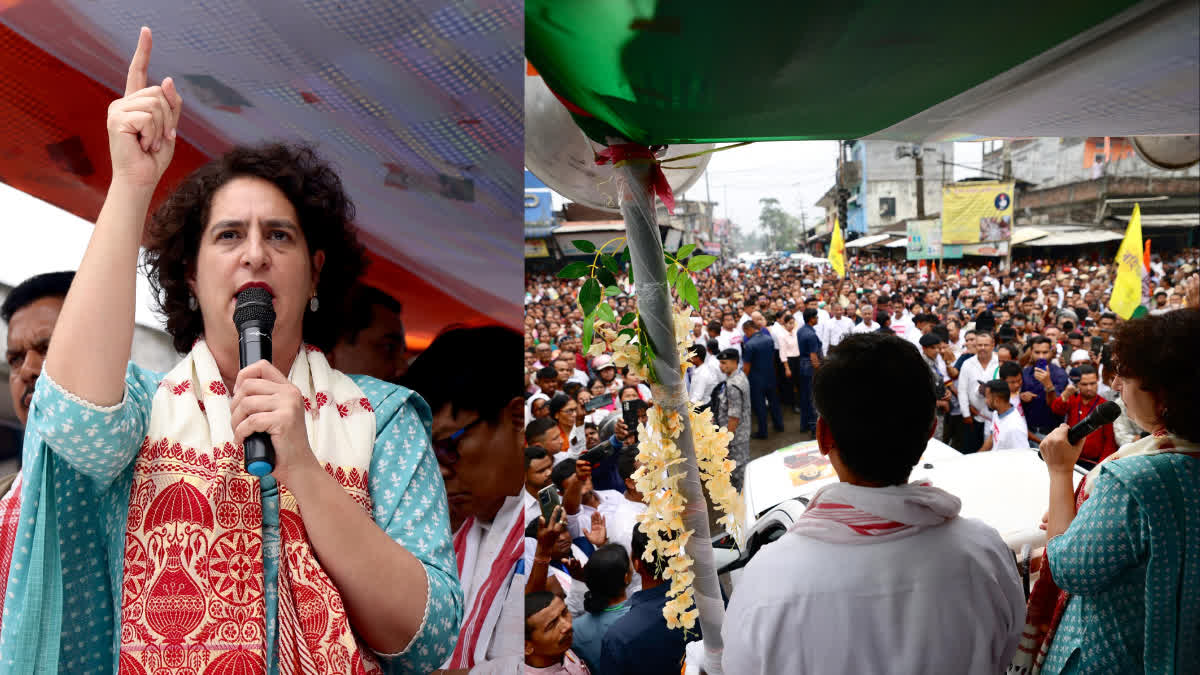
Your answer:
[609,138,725,673]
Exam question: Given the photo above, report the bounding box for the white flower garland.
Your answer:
[588,307,741,631]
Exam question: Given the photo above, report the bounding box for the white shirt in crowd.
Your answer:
[767,321,789,352]
[988,406,1030,451]
[688,358,725,406]
[567,489,625,540]
[776,324,800,361]
[852,317,879,334]
[958,352,999,423]
[818,316,855,356]
[718,328,742,356]
[606,497,648,599]
[722,511,1025,674]
[737,312,753,332]
[950,333,966,358]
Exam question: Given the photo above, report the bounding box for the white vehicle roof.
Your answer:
[739,439,1082,555]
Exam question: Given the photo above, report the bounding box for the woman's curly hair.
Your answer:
[142,143,367,354]
[1111,308,1200,442]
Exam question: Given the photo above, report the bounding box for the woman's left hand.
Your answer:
[230,360,318,484]
[1039,423,1084,473]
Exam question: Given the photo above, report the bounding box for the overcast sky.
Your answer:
[550,141,987,232]
[679,141,986,232]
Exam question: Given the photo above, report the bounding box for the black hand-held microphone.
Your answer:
[233,287,276,477]
[1066,400,1122,445]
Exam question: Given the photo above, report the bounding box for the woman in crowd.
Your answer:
[586,379,618,415]
[548,393,586,456]
[617,384,643,405]
[1021,308,1199,673]
[570,544,633,672]
[0,28,460,674]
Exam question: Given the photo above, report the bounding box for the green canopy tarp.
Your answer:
[526,0,1199,144]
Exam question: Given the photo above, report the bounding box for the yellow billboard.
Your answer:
[941,181,1014,245]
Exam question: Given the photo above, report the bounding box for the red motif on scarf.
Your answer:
[120,438,380,675]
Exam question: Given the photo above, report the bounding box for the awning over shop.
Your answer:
[884,237,908,248]
[845,233,890,248]
[553,221,627,234]
[525,224,558,238]
[1011,227,1049,245]
[553,220,626,256]
[1017,227,1124,247]
[1114,213,1200,228]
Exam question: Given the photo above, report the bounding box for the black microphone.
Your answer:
[1067,400,1121,445]
[233,287,276,477]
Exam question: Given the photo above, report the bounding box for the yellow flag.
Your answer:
[1109,203,1145,319]
[830,217,846,279]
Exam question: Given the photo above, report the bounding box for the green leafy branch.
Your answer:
[556,239,717,385]
[663,244,717,312]
[556,237,631,354]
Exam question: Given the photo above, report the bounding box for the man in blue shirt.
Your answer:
[795,308,823,435]
[741,319,784,439]
[598,527,698,674]
[1020,335,1067,440]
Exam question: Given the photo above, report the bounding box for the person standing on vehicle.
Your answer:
[721,333,1025,674]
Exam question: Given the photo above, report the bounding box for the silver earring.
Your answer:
[309,296,319,312]
[188,295,198,311]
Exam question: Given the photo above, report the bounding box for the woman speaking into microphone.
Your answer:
[0,28,461,674]
[1016,307,1200,674]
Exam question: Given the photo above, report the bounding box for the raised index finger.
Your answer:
[125,27,152,97]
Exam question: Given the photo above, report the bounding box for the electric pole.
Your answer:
[915,147,925,219]
[1002,141,1013,271]
[799,205,808,252]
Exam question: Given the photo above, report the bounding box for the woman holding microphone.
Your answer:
[0,28,461,674]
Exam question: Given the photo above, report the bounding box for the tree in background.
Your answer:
[758,197,801,251]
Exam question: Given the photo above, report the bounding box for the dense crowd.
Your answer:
[520,246,1200,673]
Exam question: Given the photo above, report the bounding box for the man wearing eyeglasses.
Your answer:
[405,325,527,675]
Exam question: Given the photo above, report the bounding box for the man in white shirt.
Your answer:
[690,318,706,348]
[554,354,589,388]
[766,311,790,352]
[946,318,965,357]
[406,327,529,673]
[722,332,1025,675]
[905,313,937,351]
[718,312,742,355]
[606,449,648,599]
[889,296,914,338]
[852,303,879,334]
[686,343,724,409]
[817,302,855,356]
[736,298,755,332]
[956,331,997,453]
[979,379,1030,451]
